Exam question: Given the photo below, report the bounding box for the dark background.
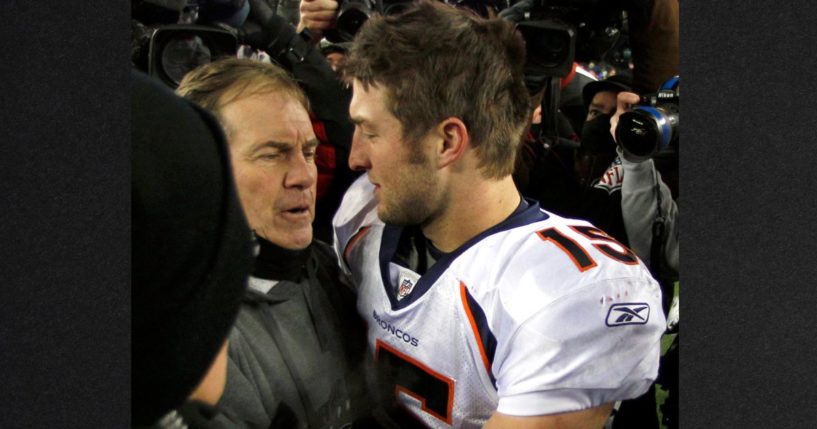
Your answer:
[0,0,814,426]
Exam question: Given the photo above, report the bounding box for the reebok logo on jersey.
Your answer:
[606,303,650,326]
[372,310,419,347]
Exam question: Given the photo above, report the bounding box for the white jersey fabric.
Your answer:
[333,175,666,428]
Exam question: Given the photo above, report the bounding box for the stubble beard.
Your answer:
[377,136,439,226]
[377,166,437,227]
[378,190,433,226]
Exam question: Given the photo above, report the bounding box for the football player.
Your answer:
[327,1,667,427]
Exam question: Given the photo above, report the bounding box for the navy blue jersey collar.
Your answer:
[379,198,548,310]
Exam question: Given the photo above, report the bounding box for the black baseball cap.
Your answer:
[582,73,633,108]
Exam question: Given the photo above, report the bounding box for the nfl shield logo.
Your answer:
[398,278,415,299]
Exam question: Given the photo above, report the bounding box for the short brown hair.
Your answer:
[343,0,529,178]
[176,57,309,136]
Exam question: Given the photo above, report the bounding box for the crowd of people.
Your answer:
[132,0,679,427]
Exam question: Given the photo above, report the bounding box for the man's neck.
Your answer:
[253,236,311,281]
[421,175,521,253]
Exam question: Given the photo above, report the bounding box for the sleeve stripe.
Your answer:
[343,226,371,268]
[459,282,497,388]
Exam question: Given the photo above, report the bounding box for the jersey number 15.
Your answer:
[537,225,639,271]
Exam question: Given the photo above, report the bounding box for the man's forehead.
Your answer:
[248,137,318,151]
[220,86,307,115]
[222,91,310,120]
[590,91,618,111]
[592,90,619,102]
[221,96,315,147]
[350,80,388,118]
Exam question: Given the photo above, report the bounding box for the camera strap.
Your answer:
[539,76,561,150]
[284,28,314,64]
[650,177,664,268]
[649,174,675,317]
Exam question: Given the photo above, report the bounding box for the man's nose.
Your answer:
[285,152,317,189]
[348,130,371,172]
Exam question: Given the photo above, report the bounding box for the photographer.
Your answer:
[610,90,678,281]
[608,87,679,429]
[568,74,634,246]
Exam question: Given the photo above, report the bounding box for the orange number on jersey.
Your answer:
[375,340,455,425]
[537,225,638,271]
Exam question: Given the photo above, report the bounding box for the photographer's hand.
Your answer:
[497,0,534,23]
[609,91,640,147]
[297,0,339,42]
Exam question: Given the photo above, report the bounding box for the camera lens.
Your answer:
[336,7,369,41]
[519,26,571,70]
[332,0,378,42]
[160,35,213,85]
[515,21,576,78]
[616,108,665,158]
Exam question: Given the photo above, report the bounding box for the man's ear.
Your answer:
[434,117,469,168]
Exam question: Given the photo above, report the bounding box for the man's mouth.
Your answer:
[283,205,309,214]
[280,203,311,221]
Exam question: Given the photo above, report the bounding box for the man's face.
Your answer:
[220,91,318,249]
[348,80,440,226]
[325,52,346,72]
[585,90,618,122]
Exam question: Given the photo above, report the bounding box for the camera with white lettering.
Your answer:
[616,76,679,160]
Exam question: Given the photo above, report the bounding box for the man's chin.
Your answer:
[256,228,312,250]
[377,207,409,226]
[281,233,312,250]
[375,205,390,223]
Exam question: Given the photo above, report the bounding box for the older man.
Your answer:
[177,58,368,428]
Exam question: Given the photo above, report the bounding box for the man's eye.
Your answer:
[258,153,279,160]
[304,149,317,159]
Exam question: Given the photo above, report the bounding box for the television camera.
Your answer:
[132,0,315,89]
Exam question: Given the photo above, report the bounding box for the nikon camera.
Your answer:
[323,0,413,42]
[615,76,679,159]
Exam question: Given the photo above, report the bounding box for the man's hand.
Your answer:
[484,403,614,429]
[297,0,339,41]
[608,91,640,144]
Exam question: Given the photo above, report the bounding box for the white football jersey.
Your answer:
[333,175,666,428]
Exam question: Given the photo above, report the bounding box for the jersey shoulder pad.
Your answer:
[459,212,654,308]
[332,174,381,274]
[333,174,379,242]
